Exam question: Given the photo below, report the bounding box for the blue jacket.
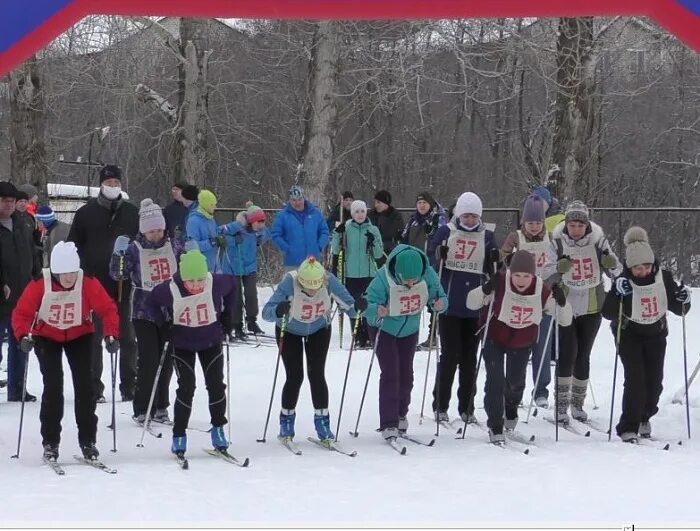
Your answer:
[271,201,330,267]
[364,245,448,338]
[262,272,356,337]
[186,209,219,272]
[427,222,498,319]
[220,222,271,276]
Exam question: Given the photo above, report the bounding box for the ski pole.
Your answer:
[137,341,170,448]
[682,303,691,439]
[525,314,555,424]
[335,311,362,441]
[672,355,700,404]
[256,313,288,443]
[11,339,33,460]
[554,305,560,442]
[607,298,623,442]
[459,294,495,440]
[225,339,232,442]
[350,319,383,438]
[419,254,445,425]
[110,345,119,453]
[588,379,600,410]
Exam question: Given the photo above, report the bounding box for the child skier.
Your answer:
[363,244,448,442]
[331,200,384,348]
[219,202,271,340]
[12,241,120,462]
[109,199,183,425]
[426,191,499,425]
[467,250,571,444]
[602,227,691,442]
[147,249,237,457]
[185,189,224,272]
[262,256,356,446]
[543,200,621,424]
[501,194,552,408]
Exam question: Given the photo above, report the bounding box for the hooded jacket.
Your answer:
[271,200,329,267]
[330,219,384,279]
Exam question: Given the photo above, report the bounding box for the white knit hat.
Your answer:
[139,198,166,233]
[454,192,483,218]
[350,200,367,215]
[50,241,81,274]
[624,226,655,267]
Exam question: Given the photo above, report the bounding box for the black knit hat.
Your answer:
[416,191,436,209]
[172,181,189,191]
[100,164,122,183]
[15,191,29,201]
[342,190,354,200]
[0,181,18,199]
[181,184,200,201]
[374,190,392,206]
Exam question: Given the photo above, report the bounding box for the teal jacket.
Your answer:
[331,219,384,279]
[364,244,448,338]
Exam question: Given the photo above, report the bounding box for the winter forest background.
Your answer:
[1,16,699,280]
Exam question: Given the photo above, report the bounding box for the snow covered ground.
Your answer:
[1,286,700,527]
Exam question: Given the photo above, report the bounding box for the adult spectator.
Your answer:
[0,181,41,401]
[185,189,221,272]
[368,190,404,267]
[326,191,354,232]
[67,164,139,402]
[36,205,71,268]
[401,191,448,253]
[271,185,329,270]
[164,181,190,241]
[17,183,39,217]
[14,189,40,238]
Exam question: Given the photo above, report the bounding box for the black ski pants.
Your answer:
[35,335,98,447]
[345,277,371,345]
[558,313,602,379]
[233,273,259,325]
[482,340,530,431]
[132,320,173,416]
[172,345,227,436]
[277,325,332,410]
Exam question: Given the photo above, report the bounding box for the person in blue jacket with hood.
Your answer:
[363,244,448,443]
[186,189,224,273]
[271,185,330,270]
[219,202,271,339]
[262,256,356,445]
[427,191,499,426]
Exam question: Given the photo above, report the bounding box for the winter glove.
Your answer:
[219,312,234,337]
[105,336,120,354]
[365,232,375,253]
[615,277,633,297]
[431,298,444,312]
[486,248,501,275]
[556,256,573,274]
[601,252,618,270]
[113,235,130,255]
[334,223,346,234]
[19,336,34,354]
[184,240,200,252]
[275,300,291,318]
[210,235,227,249]
[482,275,496,296]
[551,283,567,307]
[436,245,449,262]
[676,284,692,304]
[354,297,368,312]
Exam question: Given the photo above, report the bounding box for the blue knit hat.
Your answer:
[289,185,304,199]
[531,186,552,205]
[36,205,56,227]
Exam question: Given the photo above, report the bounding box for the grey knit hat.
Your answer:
[522,195,546,223]
[509,250,536,276]
[565,200,590,224]
[624,226,655,267]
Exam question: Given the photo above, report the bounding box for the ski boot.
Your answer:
[620,431,638,444]
[211,425,229,450]
[488,427,505,446]
[313,409,335,442]
[398,416,409,434]
[460,412,478,424]
[639,421,652,439]
[534,396,549,409]
[246,320,266,336]
[570,377,589,422]
[434,411,449,423]
[153,409,171,424]
[232,324,248,341]
[171,435,187,455]
[504,417,518,432]
[555,376,572,424]
[80,443,99,460]
[132,413,146,426]
[381,427,399,441]
[278,409,296,440]
[43,443,59,461]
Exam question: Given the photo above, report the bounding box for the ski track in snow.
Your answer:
[1,286,699,524]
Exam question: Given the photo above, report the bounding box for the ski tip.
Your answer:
[456,428,463,435]
[136,443,144,448]
[584,430,591,437]
[532,409,538,417]
[255,438,266,443]
[349,431,359,438]
[241,458,251,467]
[523,448,530,455]
[427,439,436,447]
[400,447,407,455]
[678,440,684,446]
[663,443,671,451]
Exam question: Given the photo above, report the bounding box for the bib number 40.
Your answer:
[178,303,211,326]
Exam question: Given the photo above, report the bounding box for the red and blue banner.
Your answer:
[2,0,700,75]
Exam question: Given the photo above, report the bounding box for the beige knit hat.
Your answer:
[624,226,654,267]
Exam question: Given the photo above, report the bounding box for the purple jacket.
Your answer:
[109,234,184,322]
[147,272,237,352]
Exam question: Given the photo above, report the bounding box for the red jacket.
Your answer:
[488,272,552,350]
[12,272,120,344]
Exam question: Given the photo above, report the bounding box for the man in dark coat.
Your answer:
[67,165,139,402]
[164,181,191,241]
[368,190,404,268]
[0,181,41,401]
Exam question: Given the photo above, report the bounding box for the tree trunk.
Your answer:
[299,21,340,210]
[550,17,596,203]
[175,18,211,189]
[9,55,47,200]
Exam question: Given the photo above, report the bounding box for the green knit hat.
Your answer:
[394,248,423,283]
[198,189,217,212]
[180,250,208,281]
